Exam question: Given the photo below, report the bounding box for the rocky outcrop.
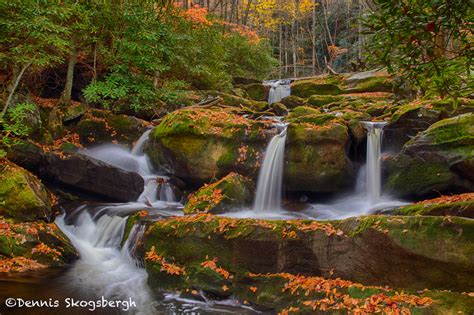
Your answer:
[145,108,275,186]
[386,113,474,197]
[0,216,77,273]
[140,214,474,312]
[75,109,148,147]
[183,172,254,215]
[42,153,144,202]
[392,193,474,218]
[285,116,354,192]
[0,161,51,221]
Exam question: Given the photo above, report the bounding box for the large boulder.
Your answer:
[183,172,254,215]
[42,153,144,202]
[285,118,354,192]
[240,83,268,102]
[344,69,393,93]
[75,109,148,147]
[0,161,51,221]
[291,77,343,98]
[0,216,77,273]
[6,140,45,172]
[386,113,474,196]
[145,108,275,186]
[140,214,474,312]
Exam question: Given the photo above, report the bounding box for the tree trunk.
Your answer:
[61,43,77,104]
[2,62,32,116]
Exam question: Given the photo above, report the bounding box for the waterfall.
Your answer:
[361,121,387,204]
[55,129,186,314]
[265,79,291,104]
[253,124,288,212]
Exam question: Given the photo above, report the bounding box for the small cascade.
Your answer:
[80,130,177,204]
[265,79,291,104]
[361,121,387,204]
[253,121,288,212]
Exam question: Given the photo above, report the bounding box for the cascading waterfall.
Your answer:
[265,79,291,104]
[361,121,387,204]
[55,130,183,314]
[253,122,288,212]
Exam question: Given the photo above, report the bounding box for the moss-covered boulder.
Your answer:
[345,69,393,93]
[75,109,148,147]
[183,172,253,215]
[393,193,474,218]
[285,120,354,192]
[61,102,87,123]
[286,106,320,119]
[279,95,306,109]
[145,108,275,186]
[205,91,268,112]
[0,161,51,221]
[0,216,77,273]
[386,113,474,196]
[291,78,343,98]
[271,102,288,116]
[240,83,268,102]
[141,214,474,311]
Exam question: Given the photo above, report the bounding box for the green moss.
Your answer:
[287,106,320,119]
[306,95,344,107]
[241,83,267,101]
[0,161,51,221]
[280,95,306,109]
[287,113,339,125]
[347,76,393,93]
[349,216,380,237]
[291,82,343,98]
[393,199,474,217]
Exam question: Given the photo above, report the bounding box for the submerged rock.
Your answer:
[42,153,144,202]
[0,216,77,273]
[75,109,148,147]
[0,161,51,221]
[386,113,474,196]
[183,172,254,215]
[141,214,474,311]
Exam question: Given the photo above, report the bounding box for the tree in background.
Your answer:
[363,0,473,99]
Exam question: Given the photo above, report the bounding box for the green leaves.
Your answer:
[363,0,472,99]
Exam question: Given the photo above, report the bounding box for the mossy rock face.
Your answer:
[0,161,51,221]
[279,95,306,109]
[384,100,443,151]
[240,83,268,102]
[145,108,274,186]
[285,121,353,192]
[0,216,77,274]
[39,106,64,143]
[291,81,342,98]
[206,91,268,112]
[6,140,45,172]
[392,193,474,218]
[61,102,87,123]
[141,214,474,311]
[271,102,288,116]
[286,106,320,119]
[306,94,344,107]
[386,113,474,196]
[345,70,393,93]
[75,109,148,147]
[184,172,254,215]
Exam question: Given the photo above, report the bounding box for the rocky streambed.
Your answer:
[1,70,473,314]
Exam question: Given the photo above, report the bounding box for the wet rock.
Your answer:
[0,161,51,221]
[345,69,393,93]
[271,102,288,116]
[183,172,254,215]
[42,153,144,202]
[61,102,87,122]
[386,113,474,197]
[75,109,148,147]
[0,216,77,273]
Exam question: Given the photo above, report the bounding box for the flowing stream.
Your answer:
[265,79,291,104]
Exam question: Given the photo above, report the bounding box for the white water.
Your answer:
[362,121,387,204]
[253,121,288,212]
[265,79,291,104]
[56,131,185,314]
[309,121,406,219]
